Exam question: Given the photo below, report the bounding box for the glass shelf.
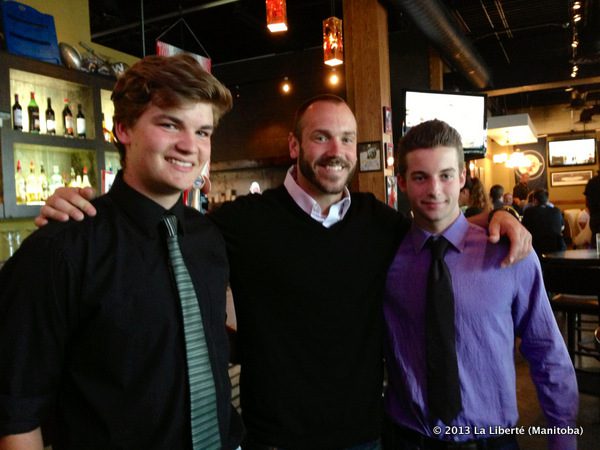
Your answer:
[10,68,94,138]
[13,142,98,205]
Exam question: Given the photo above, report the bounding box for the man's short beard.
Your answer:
[298,145,355,195]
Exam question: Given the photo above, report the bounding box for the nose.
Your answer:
[175,129,196,153]
[325,137,344,156]
[428,177,443,196]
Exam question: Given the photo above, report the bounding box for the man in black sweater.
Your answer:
[35,95,530,450]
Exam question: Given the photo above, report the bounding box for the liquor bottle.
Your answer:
[63,99,74,137]
[81,166,92,188]
[76,104,86,138]
[68,167,79,188]
[15,160,27,204]
[27,92,40,133]
[101,113,113,143]
[26,161,41,202]
[39,164,49,200]
[45,97,56,135]
[49,165,64,195]
[12,94,23,131]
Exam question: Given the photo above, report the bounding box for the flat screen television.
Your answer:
[548,138,596,167]
[403,89,487,159]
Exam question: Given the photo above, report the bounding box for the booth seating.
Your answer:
[541,250,600,395]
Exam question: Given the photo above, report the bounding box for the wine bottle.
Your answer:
[49,165,64,195]
[27,92,40,133]
[39,164,49,201]
[76,104,86,138]
[12,94,23,131]
[26,160,41,202]
[45,97,56,135]
[68,167,79,188]
[81,166,92,188]
[15,160,27,204]
[63,99,74,137]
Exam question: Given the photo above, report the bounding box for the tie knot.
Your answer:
[429,236,450,260]
[162,214,178,238]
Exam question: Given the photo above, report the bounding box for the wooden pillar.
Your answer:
[343,0,392,202]
[428,47,444,91]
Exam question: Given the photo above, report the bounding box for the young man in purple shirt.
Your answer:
[383,120,578,450]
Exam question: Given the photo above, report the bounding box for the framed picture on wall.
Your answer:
[358,141,383,172]
[550,170,593,187]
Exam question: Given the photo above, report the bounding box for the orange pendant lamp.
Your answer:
[323,16,343,66]
[266,0,288,33]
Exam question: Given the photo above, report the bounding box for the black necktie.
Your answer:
[162,214,221,450]
[426,236,462,424]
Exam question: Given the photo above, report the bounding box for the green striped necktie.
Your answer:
[162,214,221,450]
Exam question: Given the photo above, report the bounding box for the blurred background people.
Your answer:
[584,171,600,248]
[489,184,505,210]
[522,188,566,256]
[464,178,489,218]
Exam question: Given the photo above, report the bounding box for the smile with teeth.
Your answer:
[166,157,193,168]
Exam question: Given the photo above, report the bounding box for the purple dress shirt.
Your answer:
[384,214,578,450]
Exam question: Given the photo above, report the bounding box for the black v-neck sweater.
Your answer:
[211,186,408,449]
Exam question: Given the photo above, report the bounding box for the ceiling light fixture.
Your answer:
[280,77,291,94]
[323,16,343,67]
[327,68,340,86]
[266,0,288,33]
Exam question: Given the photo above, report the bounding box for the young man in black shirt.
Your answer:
[0,54,242,450]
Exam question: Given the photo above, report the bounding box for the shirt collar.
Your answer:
[408,213,470,254]
[107,170,187,238]
[283,166,351,226]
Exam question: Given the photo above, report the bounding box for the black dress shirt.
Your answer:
[0,172,242,449]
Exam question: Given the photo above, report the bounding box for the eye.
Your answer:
[196,129,211,138]
[160,122,178,130]
[341,135,355,144]
[313,133,328,142]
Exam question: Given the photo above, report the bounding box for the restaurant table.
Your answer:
[541,249,600,395]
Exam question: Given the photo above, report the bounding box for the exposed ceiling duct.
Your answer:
[388,0,492,89]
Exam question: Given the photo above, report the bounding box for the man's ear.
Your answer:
[289,132,300,159]
[114,122,131,145]
[459,167,466,188]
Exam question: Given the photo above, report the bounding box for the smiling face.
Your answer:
[289,100,357,210]
[116,102,213,209]
[399,146,466,234]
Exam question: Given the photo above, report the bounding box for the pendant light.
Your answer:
[266,0,288,33]
[323,16,343,67]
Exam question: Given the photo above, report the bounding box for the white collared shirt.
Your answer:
[283,166,351,228]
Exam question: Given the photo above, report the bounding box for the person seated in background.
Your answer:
[522,188,567,256]
[504,191,524,217]
[513,172,530,205]
[572,208,592,248]
[491,184,521,221]
[489,184,505,210]
[459,176,473,213]
[464,178,489,218]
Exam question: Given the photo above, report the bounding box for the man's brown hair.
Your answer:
[111,54,232,166]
